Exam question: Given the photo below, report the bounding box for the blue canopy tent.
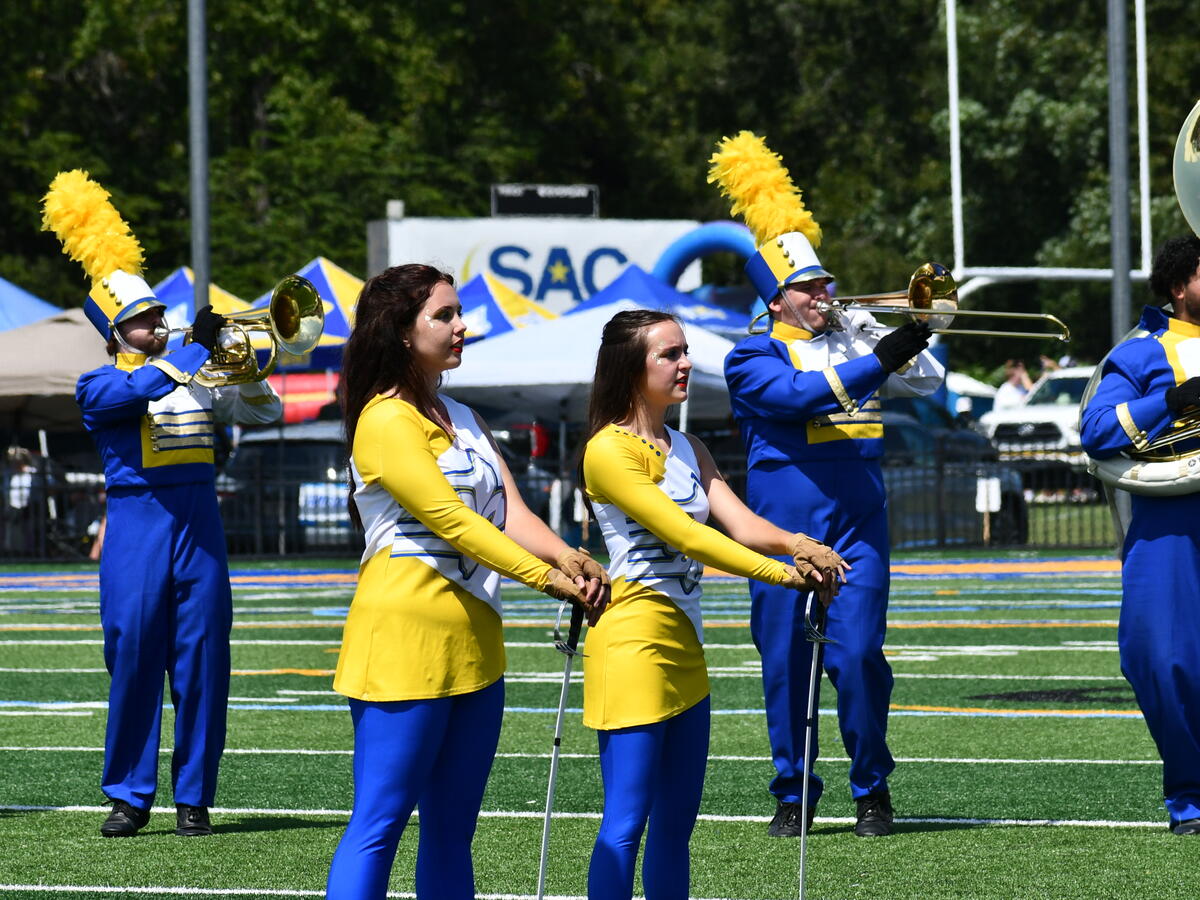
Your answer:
[156,267,252,330]
[565,264,749,336]
[250,257,361,371]
[0,276,61,330]
[459,272,556,343]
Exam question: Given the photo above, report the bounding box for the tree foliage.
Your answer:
[1,0,1198,368]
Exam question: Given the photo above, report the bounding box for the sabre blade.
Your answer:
[536,602,585,900]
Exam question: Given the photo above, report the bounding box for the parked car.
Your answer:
[882,409,1028,547]
[218,420,357,554]
[700,397,1028,548]
[977,365,1096,465]
[219,417,564,554]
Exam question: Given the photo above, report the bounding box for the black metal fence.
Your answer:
[1,454,1118,562]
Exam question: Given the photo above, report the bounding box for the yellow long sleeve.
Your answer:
[583,426,790,584]
[355,397,552,591]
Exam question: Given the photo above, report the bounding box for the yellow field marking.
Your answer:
[892,559,1121,575]
[1,618,1119,634]
[892,703,1139,716]
[229,574,357,584]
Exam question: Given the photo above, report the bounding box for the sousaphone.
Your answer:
[1082,98,1200,514]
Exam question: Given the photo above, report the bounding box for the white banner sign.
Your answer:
[369,217,702,313]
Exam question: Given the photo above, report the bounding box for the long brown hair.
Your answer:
[340,264,454,526]
[578,309,679,489]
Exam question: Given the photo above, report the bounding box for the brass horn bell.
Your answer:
[160,274,326,387]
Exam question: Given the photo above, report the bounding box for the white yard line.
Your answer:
[0,746,1162,765]
[0,804,1169,830]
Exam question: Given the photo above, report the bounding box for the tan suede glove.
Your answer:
[555,547,611,625]
[555,547,611,588]
[789,533,845,580]
[780,564,838,608]
[542,568,589,607]
[780,564,809,591]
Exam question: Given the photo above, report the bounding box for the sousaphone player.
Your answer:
[1080,99,1200,836]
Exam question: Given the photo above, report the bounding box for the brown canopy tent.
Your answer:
[0,308,109,431]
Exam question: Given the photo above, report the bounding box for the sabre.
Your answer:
[799,581,835,900]
[536,599,585,900]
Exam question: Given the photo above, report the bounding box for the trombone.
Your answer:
[156,274,325,387]
[819,262,1071,342]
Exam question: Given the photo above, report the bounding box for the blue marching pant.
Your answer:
[588,695,710,900]
[746,459,894,803]
[99,484,232,810]
[326,678,505,900]
[1121,493,1200,824]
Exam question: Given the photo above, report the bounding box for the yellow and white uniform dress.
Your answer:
[582,424,794,730]
[582,424,796,897]
[335,392,556,700]
[327,393,564,900]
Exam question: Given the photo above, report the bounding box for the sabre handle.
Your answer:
[566,602,585,652]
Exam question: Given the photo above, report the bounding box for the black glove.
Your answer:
[1166,376,1200,414]
[872,321,932,373]
[190,305,227,353]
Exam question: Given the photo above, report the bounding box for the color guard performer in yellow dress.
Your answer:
[324,264,607,899]
[580,309,846,899]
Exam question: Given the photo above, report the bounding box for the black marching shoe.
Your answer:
[175,804,213,837]
[1170,817,1200,836]
[854,790,894,837]
[767,800,816,837]
[100,799,150,837]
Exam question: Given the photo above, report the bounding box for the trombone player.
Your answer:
[1080,234,1200,836]
[711,132,944,838]
[43,170,286,838]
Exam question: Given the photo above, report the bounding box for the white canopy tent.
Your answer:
[442,300,736,425]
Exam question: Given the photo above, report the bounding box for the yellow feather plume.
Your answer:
[707,131,821,248]
[41,170,144,281]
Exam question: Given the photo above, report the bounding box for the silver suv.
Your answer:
[977,365,1096,465]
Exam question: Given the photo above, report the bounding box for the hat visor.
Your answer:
[112,297,167,326]
[781,266,835,286]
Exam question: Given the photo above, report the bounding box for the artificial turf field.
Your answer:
[2,553,1198,899]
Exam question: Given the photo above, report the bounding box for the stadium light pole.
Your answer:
[188,0,211,316]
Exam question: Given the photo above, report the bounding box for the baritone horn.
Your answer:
[819,262,1071,342]
[159,274,325,387]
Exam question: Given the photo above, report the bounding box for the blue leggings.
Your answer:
[325,678,504,900]
[588,696,710,900]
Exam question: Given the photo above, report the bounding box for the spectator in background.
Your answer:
[4,446,37,553]
[993,359,1034,410]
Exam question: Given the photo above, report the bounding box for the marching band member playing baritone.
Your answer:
[711,132,945,838]
[42,170,282,838]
